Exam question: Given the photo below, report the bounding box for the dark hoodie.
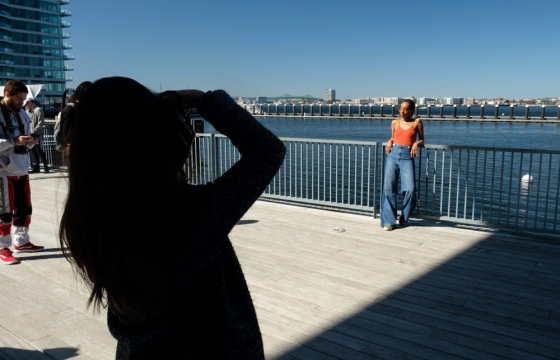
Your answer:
[107,90,286,359]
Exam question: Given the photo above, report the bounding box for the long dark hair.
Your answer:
[67,81,92,105]
[402,99,416,113]
[59,77,188,314]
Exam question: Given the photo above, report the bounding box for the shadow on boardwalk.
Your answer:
[265,227,560,360]
[0,347,79,360]
[230,201,560,360]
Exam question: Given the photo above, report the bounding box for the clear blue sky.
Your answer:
[66,0,559,100]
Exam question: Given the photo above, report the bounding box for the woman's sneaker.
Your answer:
[13,242,44,253]
[383,225,394,231]
[0,248,19,265]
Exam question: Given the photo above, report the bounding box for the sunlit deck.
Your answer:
[0,173,558,359]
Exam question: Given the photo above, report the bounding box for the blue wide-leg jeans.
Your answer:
[381,144,416,227]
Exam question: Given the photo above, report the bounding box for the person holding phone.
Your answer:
[59,77,286,358]
[0,80,44,265]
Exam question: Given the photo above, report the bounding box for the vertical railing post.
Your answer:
[338,104,342,116]
[267,104,271,115]
[509,104,514,119]
[210,134,218,182]
[275,104,279,115]
[466,104,471,118]
[284,104,287,115]
[480,104,485,119]
[415,104,419,117]
[540,105,546,119]
[319,104,323,116]
[427,104,432,118]
[301,104,304,116]
[391,104,396,117]
[310,104,314,116]
[329,104,332,116]
[452,104,457,118]
[494,104,499,119]
[369,105,373,117]
[439,105,444,118]
[348,104,352,117]
[524,105,529,119]
[380,104,384,117]
[358,104,362,117]
[557,105,560,120]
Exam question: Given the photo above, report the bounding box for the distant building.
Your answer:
[324,89,336,103]
[352,98,374,105]
[380,97,402,105]
[0,0,74,108]
[256,96,267,104]
[443,97,464,105]
[417,97,437,105]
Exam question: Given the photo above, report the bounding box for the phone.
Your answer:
[30,134,39,139]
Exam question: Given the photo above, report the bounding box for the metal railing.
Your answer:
[39,125,560,234]
[244,104,560,121]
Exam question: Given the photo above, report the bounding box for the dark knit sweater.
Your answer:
[107,90,285,359]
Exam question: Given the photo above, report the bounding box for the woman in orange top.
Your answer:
[381,99,424,231]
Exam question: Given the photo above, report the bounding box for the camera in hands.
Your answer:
[14,145,27,154]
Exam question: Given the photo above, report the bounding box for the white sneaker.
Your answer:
[383,225,394,231]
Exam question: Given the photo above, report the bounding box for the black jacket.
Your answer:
[108,90,286,359]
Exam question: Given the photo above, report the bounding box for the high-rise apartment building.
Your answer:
[324,89,335,103]
[0,0,73,109]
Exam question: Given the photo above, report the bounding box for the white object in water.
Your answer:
[522,174,533,183]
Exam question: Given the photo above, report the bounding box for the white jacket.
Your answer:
[0,108,33,176]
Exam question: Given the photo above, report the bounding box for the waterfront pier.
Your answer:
[1,173,558,359]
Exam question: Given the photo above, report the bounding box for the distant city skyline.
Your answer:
[66,0,559,100]
[236,92,558,102]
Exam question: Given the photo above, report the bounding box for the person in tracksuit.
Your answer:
[0,79,45,265]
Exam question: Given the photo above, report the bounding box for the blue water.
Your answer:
[200,115,560,151]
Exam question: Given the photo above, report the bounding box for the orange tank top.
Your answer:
[394,122,417,146]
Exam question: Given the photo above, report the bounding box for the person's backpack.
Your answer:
[54,103,74,152]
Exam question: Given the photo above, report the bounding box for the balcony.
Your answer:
[61,9,72,16]
[0,59,14,65]
[0,23,11,29]
[62,32,70,39]
[0,47,13,54]
[62,43,72,49]
[63,53,74,60]
[64,64,74,71]
[65,75,73,81]
[0,35,12,41]
[60,0,70,4]
[0,71,15,77]
[61,20,71,28]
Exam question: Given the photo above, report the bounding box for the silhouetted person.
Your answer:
[59,77,286,359]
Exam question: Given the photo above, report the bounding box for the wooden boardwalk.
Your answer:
[0,173,559,359]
